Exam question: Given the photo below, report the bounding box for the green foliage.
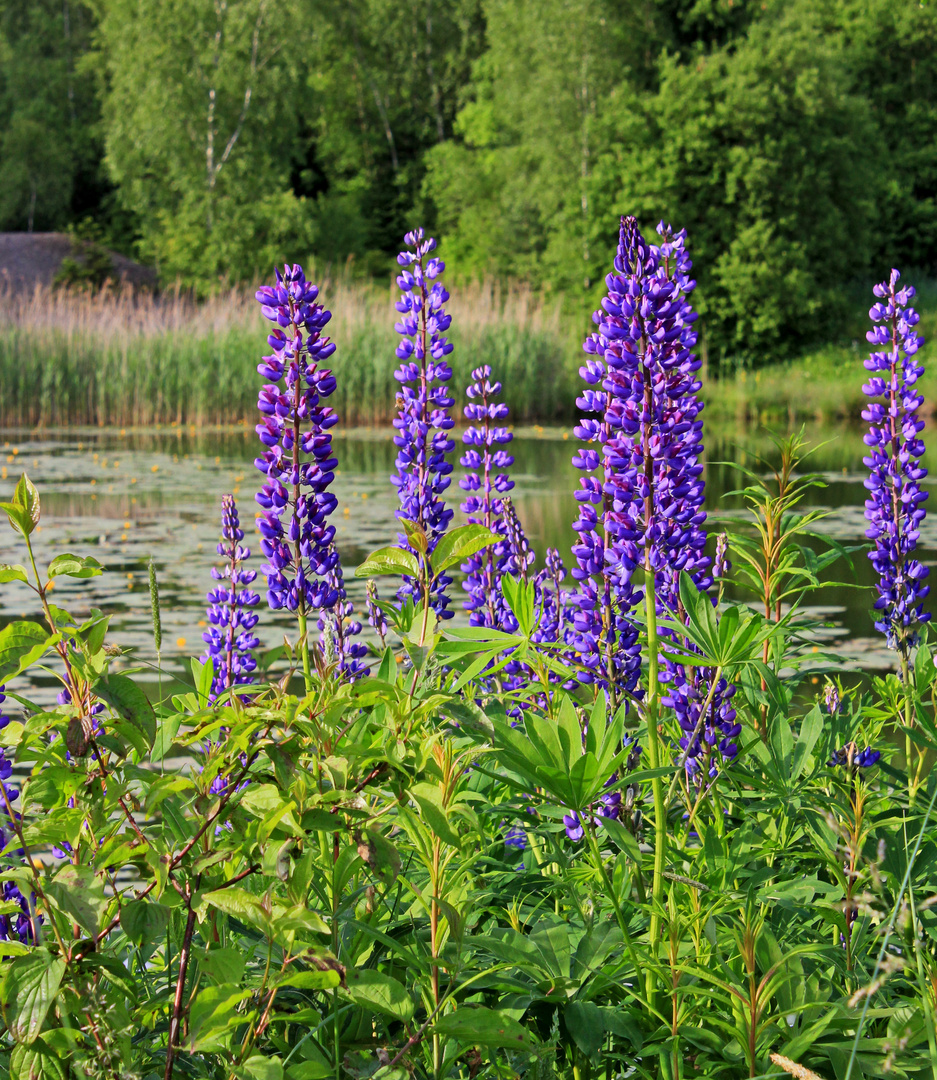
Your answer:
[0,0,101,233]
[2,466,937,1078]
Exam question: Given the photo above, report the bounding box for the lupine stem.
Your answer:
[644,563,667,1010]
[298,611,313,696]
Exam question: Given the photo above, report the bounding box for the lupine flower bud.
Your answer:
[713,532,730,580]
[366,579,387,648]
[824,683,841,715]
[862,269,930,655]
[316,548,368,679]
[201,495,260,701]
[391,229,455,618]
[460,365,514,628]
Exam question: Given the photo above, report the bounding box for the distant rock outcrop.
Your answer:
[0,232,157,293]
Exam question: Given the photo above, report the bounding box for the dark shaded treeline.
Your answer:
[1,0,934,366]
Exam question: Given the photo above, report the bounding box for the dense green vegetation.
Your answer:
[1,0,935,366]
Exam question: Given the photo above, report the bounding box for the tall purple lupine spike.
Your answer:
[392,229,456,619]
[254,265,341,615]
[862,269,930,657]
[460,365,514,628]
[570,222,646,701]
[587,216,738,778]
[316,546,368,679]
[201,494,260,701]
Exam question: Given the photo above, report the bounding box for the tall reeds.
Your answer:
[0,279,577,428]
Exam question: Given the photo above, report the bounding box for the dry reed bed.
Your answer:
[0,281,575,428]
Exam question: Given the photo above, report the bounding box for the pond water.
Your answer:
[1,421,934,706]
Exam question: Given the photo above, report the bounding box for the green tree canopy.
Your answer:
[97,0,312,287]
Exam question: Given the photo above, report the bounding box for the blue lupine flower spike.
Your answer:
[460,365,514,629]
[862,269,930,657]
[201,494,260,702]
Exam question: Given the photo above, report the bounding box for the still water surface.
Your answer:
[1,422,934,704]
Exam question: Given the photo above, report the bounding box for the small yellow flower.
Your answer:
[176,637,186,648]
[198,620,207,628]
[151,465,159,473]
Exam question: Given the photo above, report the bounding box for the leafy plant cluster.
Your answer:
[0,439,935,1080]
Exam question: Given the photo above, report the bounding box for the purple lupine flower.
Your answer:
[0,686,16,801]
[597,216,710,624]
[460,365,514,628]
[862,269,930,655]
[570,225,646,700]
[254,264,341,615]
[824,683,841,715]
[391,229,455,618]
[830,743,881,771]
[563,811,585,842]
[366,580,388,648]
[533,547,571,647]
[587,217,737,776]
[201,494,260,701]
[0,688,32,945]
[504,826,527,851]
[0,880,33,944]
[316,547,368,679]
[673,672,740,782]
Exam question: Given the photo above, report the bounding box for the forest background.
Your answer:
[1,0,935,375]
